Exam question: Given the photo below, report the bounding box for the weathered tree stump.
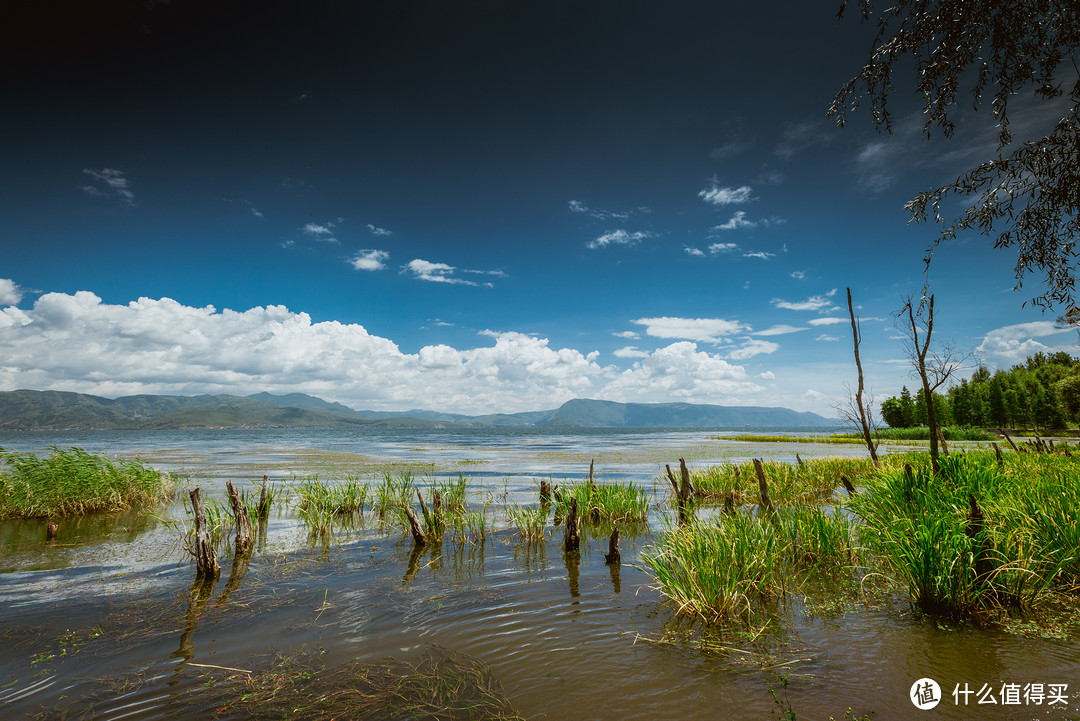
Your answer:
[665,464,679,495]
[190,488,220,579]
[999,430,1019,452]
[563,497,580,552]
[604,527,620,565]
[723,491,735,513]
[678,458,693,500]
[45,523,59,543]
[226,481,254,555]
[795,453,805,468]
[992,442,1004,468]
[841,475,857,497]
[588,459,595,490]
[404,505,428,547]
[256,475,271,520]
[539,479,552,505]
[752,458,773,511]
[966,494,993,582]
[938,427,950,456]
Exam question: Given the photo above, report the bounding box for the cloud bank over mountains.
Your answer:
[0,286,773,414]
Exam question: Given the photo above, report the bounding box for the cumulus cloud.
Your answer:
[0,279,23,306]
[632,316,748,344]
[588,229,650,249]
[808,317,846,326]
[612,330,640,340]
[350,249,389,271]
[0,290,774,412]
[613,346,649,358]
[698,182,754,206]
[366,224,392,236]
[708,242,739,254]
[772,289,839,312]
[80,168,135,206]
[601,341,765,402]
[789,270,806,280]
[685,246,705,257]
[976,321,1077,367]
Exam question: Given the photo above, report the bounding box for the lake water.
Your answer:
[0,428,1077,720]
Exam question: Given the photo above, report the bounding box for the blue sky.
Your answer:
[1,1,1076,416]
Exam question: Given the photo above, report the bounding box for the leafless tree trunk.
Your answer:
[900,293,965,474]
[844,288,881,467]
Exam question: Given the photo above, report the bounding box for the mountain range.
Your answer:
[0,389,835,430]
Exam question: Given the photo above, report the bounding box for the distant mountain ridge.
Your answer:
[0,389,835,430]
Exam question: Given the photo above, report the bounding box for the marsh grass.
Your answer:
[207,646,525,721]
[0,446,178,519]
[374,471,414,520]
[554,479,649,523]
[851,452,1080,616]
[505,502,548,543]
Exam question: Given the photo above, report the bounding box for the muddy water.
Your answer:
[0,429,1077,720]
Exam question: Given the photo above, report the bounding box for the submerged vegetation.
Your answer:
[0,446,178,519]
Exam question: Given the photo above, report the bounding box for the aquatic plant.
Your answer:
[374,470,414,519]
[505,501,548,543]
[0,446,178,519]
[553,479,649,522]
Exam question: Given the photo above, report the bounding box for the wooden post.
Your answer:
[795,453,805,468]
[604,527,620,565]
[588,459,595,490]
[723,491,735,513]
[226,481,253,555]
[539,480,551,505]
[841,475,857,497]
[256,476,271,520]
[404,506,428,547]
[45,523,59,543]
[678,458,693,501]
[563,497,580,552]
[937,427,950,456]
[752,458,773,511]
[999,430,1019,452]
[190,488,220,579]
[665,464,679,495]
[992,442,1004,468]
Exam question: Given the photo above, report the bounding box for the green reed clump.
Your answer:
[506,501,549,543]
[374,471,415,519]
[0,446,178,519]
[850,451,1080,616]
[641,507,860,622]
[686,454,921,505]
[293,474,369,538]
[554,479,649,522]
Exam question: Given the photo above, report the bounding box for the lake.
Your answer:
[0,428,1076,720]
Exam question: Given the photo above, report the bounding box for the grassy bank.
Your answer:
[0,446,178,519]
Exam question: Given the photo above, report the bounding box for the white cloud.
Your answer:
[0,290,779,412]
[803,389,829,403]
[601,341,765,402]
[588,229,650,249]
[976,321,1078,367]
[808,317,846,326]
[303,222,339,243]
[568,200,632,221]
[568,200,588,213]
[715,210,757,231]
[613,330,640,340]
[403,259,502,286]
[613,346,649,358]
[789,270,806,280]
[350,249,389,271]
[698,183,754,206]
[366,224,392,236]
[754,324,805,336]
[727,339,781,360]
[685,246,705,257]
[815,334,840,342]
[632,316,748,344]
[708,242,739,254]
[0,279,23,306]
[742,251,775,260]
[81,168,135,206]
[772,289,839,312]
[710,137,753,159]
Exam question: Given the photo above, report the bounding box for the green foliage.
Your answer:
[0,446,178,518]
[553,479,650,522]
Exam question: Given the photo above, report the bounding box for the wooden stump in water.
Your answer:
[226,481,254,555]
[678,458,693,500]
[723,491,735,513]
[190,488,220,580]
[795,453,805,468]
[256,475,271,521]
[45,523,59,543]
[664,464,679,495]
[992,442,1004,468]
[841,475,857,497]
[539,480,551,505]
[752,458,773,511]
[404,506,428,547]
[563,497,580,552]
[604,527,620,565]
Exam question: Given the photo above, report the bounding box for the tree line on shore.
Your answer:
[880,352,1080,431]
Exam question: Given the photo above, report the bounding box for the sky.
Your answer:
[1,0,1077,417]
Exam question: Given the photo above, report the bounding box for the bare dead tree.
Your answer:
[899,293,967,473]
[835,287,881,467]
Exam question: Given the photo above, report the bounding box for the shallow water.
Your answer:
[0,428,1077,720]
